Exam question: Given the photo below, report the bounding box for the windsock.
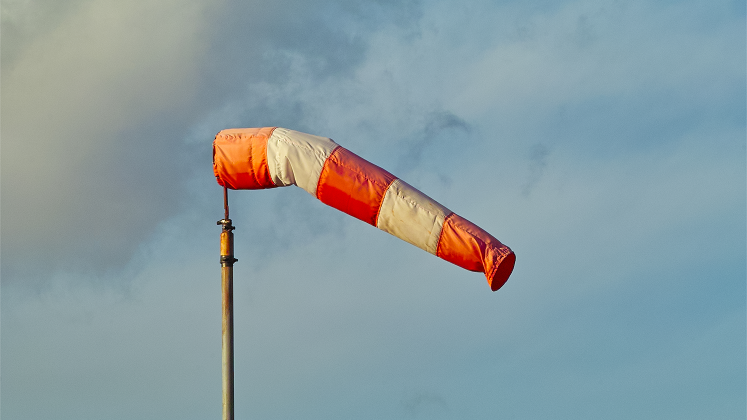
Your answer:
[213,127,515,291]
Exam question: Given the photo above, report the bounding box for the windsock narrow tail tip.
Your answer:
[489,251,515,292]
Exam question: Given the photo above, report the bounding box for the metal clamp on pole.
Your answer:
[218,186,235,420]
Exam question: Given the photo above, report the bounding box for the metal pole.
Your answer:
[218,186,236,420]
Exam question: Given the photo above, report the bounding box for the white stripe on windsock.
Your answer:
[377,179,450,255]
[266,127,339,195]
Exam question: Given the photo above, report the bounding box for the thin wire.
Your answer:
[223,185,229,220]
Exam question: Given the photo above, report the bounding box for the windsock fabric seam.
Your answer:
[267,127,278,146]
[382,179,450,254]
[315,145,343,198]
[387,180,445,220]
[267,126,279,187]
[274,129,317,155]
[316,147,396,198]
[439,214,510,282]
[488,258,500,285]
[271,129,316,187]
[245,137,260,187]
[262,127,282,187]
[435,212,454,259]
[267,135,294,187]
[270,129,340,193]
[427,211,448,255]
[327,148,394,189]
[374,178,397,228]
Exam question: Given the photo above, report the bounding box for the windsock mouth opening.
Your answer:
[490,252,515,292]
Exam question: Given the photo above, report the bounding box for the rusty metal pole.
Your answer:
[218,186,236,420]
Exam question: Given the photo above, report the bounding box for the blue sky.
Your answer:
[2,0,745,419]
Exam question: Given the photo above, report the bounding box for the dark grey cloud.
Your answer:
[2,0,213,285]
[0,0,423,286]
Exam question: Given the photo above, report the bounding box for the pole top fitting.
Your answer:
[217,218,235,231]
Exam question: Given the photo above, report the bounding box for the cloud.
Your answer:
[1,0,216,283]
[1,0,744,418]
[395,110,471,175]
[0,0,423,285]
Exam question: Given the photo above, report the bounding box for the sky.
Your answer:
[1,0,745,419]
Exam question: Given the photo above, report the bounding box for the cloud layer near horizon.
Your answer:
[2,0,744,418]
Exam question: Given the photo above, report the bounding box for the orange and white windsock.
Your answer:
[213,127,515,291]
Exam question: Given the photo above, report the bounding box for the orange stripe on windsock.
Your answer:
[436,213,515,291]
[316,147,397,226]
[213,127,277,190]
